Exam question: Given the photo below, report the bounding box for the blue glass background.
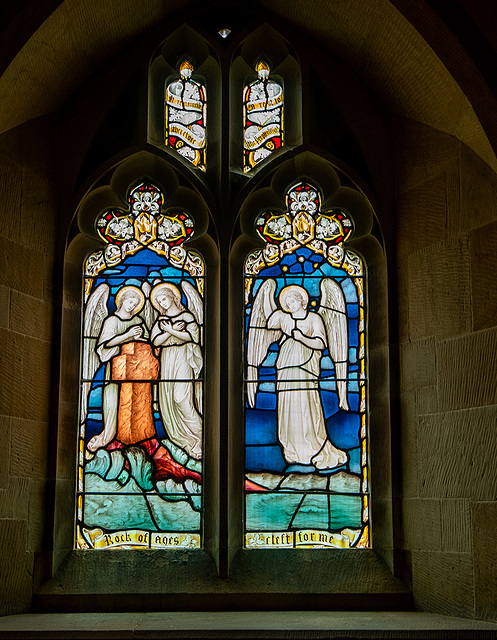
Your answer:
[83,249,202,443]
[245,247,364,478]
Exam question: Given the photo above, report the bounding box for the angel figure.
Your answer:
[150,281,203,460]
[82,282,201,483]
[247,280,350,470]
[83,285,157,452]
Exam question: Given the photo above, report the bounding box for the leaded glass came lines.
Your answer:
[244,181,369,549]
[165,60,207,171]
[77,183,205,550]
[243,61,283,172]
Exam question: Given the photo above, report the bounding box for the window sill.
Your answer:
[1,611,497,639]
[33,548,411,612]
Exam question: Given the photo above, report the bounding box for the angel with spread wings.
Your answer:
[247,279,350,471]
[81,280,203,483]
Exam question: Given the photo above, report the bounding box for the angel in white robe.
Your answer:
[150,282,203,460]
[247,280,349,470]
[81,281,202,484]
[84,285,154,453]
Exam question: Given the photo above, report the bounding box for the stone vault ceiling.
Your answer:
[0,0,496,171]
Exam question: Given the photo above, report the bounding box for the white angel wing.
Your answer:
[318,279,350,411]
[81,283,109,422]
[141,281,157,331]
[246,279,281,408]
[181,280,204,330]
[181,281,204,414]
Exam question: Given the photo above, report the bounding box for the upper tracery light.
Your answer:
[165,61,207,171]
[243,60,284,172]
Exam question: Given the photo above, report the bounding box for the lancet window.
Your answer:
[243,61,284,171]
[244,181,369,549]
[74,35,374,554]
[165,60,207,170]
[77,182,204,550]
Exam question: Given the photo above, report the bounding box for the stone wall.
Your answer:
[1,30,497,624]
[0,116,57,615]
[394,117,497,620]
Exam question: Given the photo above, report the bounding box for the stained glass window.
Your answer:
[243,61,284,172]
[244,181,369,549]
[76,183,204,550]
[165,60,207,171]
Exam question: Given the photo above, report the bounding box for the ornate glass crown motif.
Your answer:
[244,179,368,550]
[96,183,194,248]
[79,178,205,551]
[88,183,200,280]
[255,182,353,249]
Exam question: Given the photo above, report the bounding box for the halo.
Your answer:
[151,282,182,311]
[279,285,309,312]
[114,286,145,313]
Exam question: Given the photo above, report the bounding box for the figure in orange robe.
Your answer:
[87,286,200,483]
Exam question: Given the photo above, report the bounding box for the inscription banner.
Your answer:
[245,528,366,549]
[79,527,201,550]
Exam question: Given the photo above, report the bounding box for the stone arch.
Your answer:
[55,150,220,570]
[228,150,392,566]
[2,0,497,622]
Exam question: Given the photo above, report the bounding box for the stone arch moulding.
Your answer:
[148,24,222,176]
[50,151,221,584]
[38,150,411,611]
[227,152,402,585]
[229,22,303,175]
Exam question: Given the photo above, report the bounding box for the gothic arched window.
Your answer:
[242,60,284,172]
[66,17,386,567]
[165,60,207,171]
[244,181,369,549]
[77,182,205,550]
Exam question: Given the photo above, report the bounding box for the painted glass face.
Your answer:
[244,182,370,549]
[76,183,205,550]
[165,60,207,171]
[243,61,284,172]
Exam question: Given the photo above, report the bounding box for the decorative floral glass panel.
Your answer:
[244,182,369,549]
[243,61,283,172]
[76,183,204,550]
[165,60,207,171]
